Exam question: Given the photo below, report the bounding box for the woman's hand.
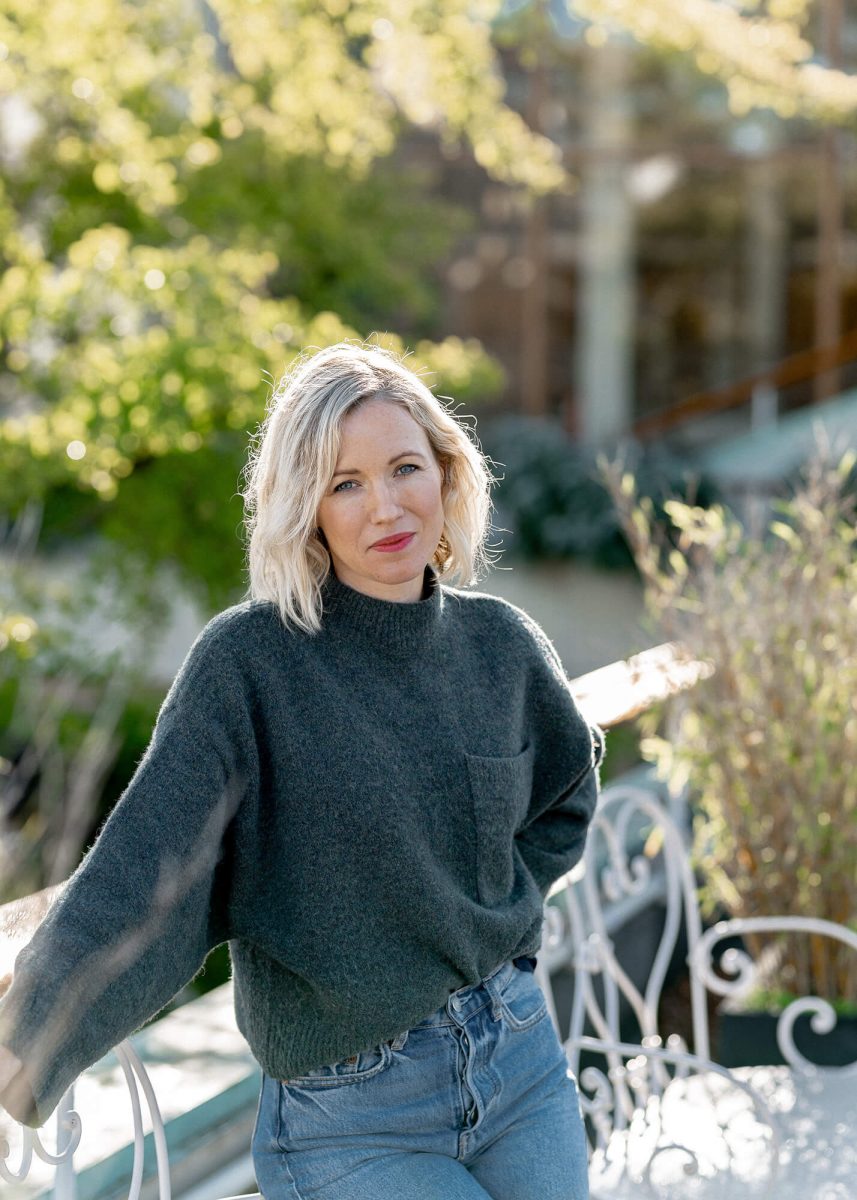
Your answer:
[0,1044,22,1089]
[0,1044,37,1125]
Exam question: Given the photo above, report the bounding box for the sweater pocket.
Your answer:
[465,743,535,906]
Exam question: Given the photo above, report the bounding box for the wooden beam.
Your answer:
[572,640,712,729]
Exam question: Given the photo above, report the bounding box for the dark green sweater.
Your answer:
[0,565,605,1128]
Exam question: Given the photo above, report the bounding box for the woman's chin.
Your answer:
[361,559,427,599]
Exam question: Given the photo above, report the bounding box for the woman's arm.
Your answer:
[499,601,607,898]
[0,613,257,1129]
[515,722,606,898]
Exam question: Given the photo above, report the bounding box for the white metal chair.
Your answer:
[542,784,857,1198]
[1,1041,171,1200]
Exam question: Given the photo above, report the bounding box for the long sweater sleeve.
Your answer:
[515,722,605,898]
[502,602,606,899]
[0,615,256,1128]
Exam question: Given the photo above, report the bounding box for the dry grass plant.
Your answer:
[599,444,857,1009]
[1,502,156,905]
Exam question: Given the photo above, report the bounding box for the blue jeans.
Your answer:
[251,958,590,1199]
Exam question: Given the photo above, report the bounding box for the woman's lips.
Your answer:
[371,532,416,552]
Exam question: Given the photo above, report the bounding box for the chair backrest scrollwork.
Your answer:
[535,786,784,1196]
[0,1040,171,1200]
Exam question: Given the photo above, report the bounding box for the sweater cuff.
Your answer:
[0,972,79,1129]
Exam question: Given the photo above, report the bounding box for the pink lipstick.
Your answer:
[371,532,416,552]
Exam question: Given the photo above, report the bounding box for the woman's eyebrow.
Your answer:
[332,451,428,478]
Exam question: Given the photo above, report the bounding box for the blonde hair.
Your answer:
[240,340,498,634]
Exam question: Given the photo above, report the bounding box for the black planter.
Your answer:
[717,1002,857,1068]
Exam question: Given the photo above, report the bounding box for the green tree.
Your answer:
[0,0,568,619]
[570,0,857,125]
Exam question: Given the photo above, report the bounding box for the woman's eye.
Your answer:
[332,464,419,493]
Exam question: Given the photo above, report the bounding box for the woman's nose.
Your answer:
[367,481,404,519]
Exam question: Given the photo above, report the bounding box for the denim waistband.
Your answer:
[408,956,534,1031]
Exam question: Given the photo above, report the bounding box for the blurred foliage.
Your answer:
[0,0,570,624]
[0,645,178,903]
[0,515,167,904]
[588,718,640,785]
[0,0,566,208]
[481,414,722,569]
[602,446,857,1006]
[0,510,42,667]
[570,0,857,127]
[743,987,857,1020]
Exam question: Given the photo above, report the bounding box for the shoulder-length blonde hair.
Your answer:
[240,340,498,635]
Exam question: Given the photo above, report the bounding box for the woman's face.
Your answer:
[316,398,446,603]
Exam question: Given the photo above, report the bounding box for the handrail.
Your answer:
[633,325,857,439]
[570,640,711,729]
[0,640,711,952]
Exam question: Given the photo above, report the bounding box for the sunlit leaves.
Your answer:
[0,0,564,215]
[0,0,516,530]
[0,0,209,212]
[569,0,857,125]
[365,0,567,192]
[0,219,497,509]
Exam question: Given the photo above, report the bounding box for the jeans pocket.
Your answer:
[499,961,548,1031]
[280,1039,394,1089]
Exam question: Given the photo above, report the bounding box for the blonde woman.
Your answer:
[0,341,604,1199]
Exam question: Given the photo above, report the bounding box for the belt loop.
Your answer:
[483,966,507,1021]
[389,1029,409,1051]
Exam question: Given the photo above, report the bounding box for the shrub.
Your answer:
[600,446,857,1004]
[481,415,721,568]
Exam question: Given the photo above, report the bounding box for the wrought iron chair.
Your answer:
[541,784,857,1198]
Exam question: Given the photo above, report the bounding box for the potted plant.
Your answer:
[599,445,857,1066]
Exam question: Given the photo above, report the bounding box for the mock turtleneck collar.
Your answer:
[320,564,443,652]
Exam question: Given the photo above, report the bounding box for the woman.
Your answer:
[0,341,604,1199]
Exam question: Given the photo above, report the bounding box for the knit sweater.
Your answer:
[0,564,605,1128]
